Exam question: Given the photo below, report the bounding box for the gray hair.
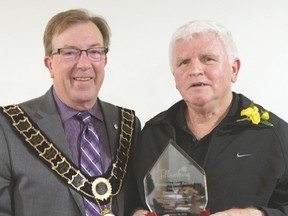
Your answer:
[168,20,239,71]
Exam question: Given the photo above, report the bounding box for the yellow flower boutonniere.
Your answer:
[237,101,273,127]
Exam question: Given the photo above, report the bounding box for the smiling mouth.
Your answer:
[74,77,93,81]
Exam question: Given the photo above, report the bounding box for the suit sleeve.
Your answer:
[124,116,144,215]
[0,117,13,215]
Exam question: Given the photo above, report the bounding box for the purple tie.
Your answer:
[78,112,102,216]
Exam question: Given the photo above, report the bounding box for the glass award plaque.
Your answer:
[144,139,209,216]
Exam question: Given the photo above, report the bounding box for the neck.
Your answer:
[185,97,233,140]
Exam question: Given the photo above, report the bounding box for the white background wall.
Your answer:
[0,0,287,124]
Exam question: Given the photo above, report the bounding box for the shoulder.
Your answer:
[236,92,288,143]
[145,100,184,126]
[98,99,141,130]
[236,93,287,126]
[98,99,134,118]
[0,90,51,123]
[269,111,288,142]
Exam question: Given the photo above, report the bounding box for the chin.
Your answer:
[187,97,210,107]
[73,93,96,105]
[77,89,98,99]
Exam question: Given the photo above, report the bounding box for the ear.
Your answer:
[231,58,241,83]
[44,56,54,78]
[104,56,108,66]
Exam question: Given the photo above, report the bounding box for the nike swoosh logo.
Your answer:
[236,152,252,158]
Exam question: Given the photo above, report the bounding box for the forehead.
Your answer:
[52,22,103,47]
[174,32,225,54]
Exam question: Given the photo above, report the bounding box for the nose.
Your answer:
[189,59,203,76]
[77,51,91,69]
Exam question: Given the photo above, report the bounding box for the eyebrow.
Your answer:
[61,43,104,49]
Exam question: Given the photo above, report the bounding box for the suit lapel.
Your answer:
[30,88,86,215]
[99,101,119,159]
[99,101,125,215]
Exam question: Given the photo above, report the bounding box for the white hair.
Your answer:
[169,20,239,72]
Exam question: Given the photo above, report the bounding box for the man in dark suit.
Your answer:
[0,9,140,216]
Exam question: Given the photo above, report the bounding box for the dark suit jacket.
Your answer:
[0,88,141,216]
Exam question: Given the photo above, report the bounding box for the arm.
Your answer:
[0,119,13,215]
[257,118,288,216]
[212,119,288,216]
[124,117,147,215]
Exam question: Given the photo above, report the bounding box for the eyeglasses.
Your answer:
[51,47,109,62]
